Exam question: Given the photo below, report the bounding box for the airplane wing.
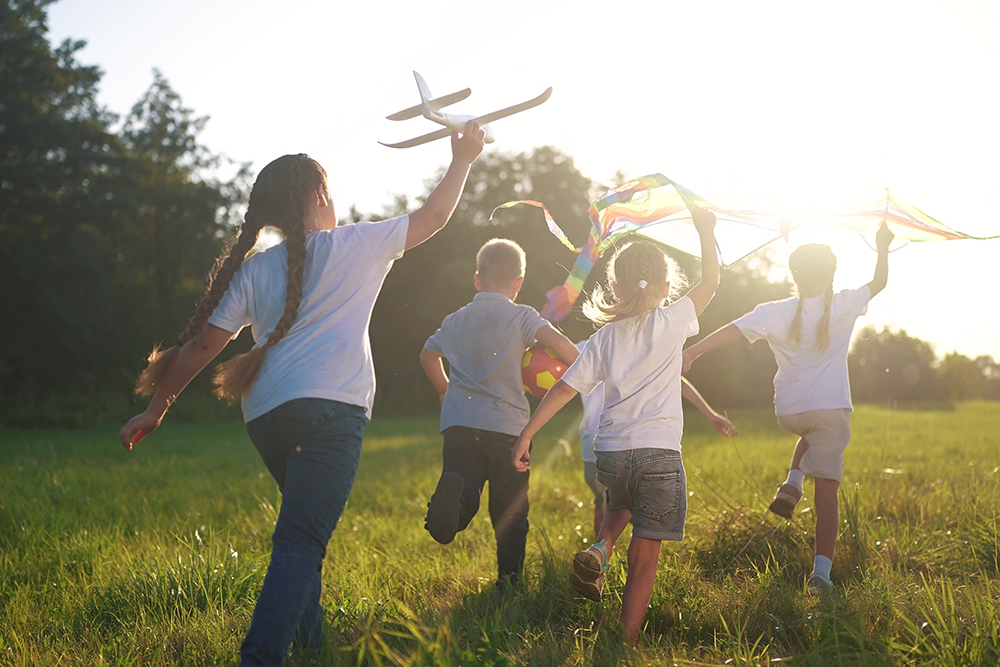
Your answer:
[464,87,552,126]
[379,87,554,149]
[385,88,472,121]
[379,127,454,149]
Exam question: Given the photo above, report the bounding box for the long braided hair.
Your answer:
[787,243,837,351]
[583,240,687,330]
[135,154,329,401]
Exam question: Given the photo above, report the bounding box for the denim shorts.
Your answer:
[594,448,687,541]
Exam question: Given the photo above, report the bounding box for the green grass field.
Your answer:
[1,403,998,666]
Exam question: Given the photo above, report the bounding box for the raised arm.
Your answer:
[118,324,234,450]
[866,220,894,298]
[404,122,486,251]
[511,380,579,472]
[419,347,449,407]
[535,324,580,366]
[681,377,738,437]
[682,323,744,374]
[684,205,720,316]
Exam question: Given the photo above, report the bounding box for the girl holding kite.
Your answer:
[683,221,894,593]
[119,123,485,665]
[512,207,719,644]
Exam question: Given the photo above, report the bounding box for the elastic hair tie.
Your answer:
[637,280,648,289]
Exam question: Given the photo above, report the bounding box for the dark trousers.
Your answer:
[442,426,530,580]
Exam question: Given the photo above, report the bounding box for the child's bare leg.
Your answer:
[789,436,809,472]
[597,506,633,553]
[592,500,605,542]
[621,537,661,643]
[813,477,839,559]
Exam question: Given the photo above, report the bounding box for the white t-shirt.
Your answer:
[576,340,604,463]
[733,286,870,417]
[208,215,409,422]
[562,297,700,453]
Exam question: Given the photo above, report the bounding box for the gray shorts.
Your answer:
[594,448,687,541]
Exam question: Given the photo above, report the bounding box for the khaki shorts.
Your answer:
[777,408,852,481]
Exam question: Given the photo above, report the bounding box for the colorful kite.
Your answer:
[491,174,785,322]
[819,189,998,244]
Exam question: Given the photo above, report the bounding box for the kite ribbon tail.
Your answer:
[541,243,596,322]
[489,200,579,253]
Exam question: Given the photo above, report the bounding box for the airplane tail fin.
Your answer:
[413,71,436,116]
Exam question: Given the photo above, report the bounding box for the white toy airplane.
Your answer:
[380,71,552,149]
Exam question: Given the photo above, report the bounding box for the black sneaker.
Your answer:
[424,472,464,544]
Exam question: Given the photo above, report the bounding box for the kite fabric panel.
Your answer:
[491,174,785,322]
[819,189,998,242]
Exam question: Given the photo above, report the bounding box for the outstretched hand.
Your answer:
[451,121,486,166]
[876,219,894,252]
[690,204,717,235]
[511,437,531,472]
[710,413,739,438]
[119,411,161,451]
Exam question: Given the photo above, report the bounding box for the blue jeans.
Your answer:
[239,398,368,667]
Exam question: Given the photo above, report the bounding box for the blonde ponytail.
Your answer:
[582,240,687,329]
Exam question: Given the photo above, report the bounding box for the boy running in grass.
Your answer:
[420,239,579,588]
[683,221,893,593]
[576,339,738,541]
[513,207,719,643]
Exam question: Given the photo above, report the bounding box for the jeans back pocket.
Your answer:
[637,471,682,520]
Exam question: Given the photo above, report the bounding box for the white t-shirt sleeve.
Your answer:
[208,266,252,335]
[561,336,603,395]
[354,215,409,263]
[666,295,700,340]
[733,302,773,343]
[842,286,871,317]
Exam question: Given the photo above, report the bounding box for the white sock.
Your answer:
[812,555,832,581]
[785,469,805,490]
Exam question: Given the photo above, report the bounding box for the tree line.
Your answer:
[2,1,996,426]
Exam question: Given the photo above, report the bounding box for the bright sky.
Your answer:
[49,0,1000,360]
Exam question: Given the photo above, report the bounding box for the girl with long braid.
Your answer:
[120,123,485,665]
[683,220,894,593]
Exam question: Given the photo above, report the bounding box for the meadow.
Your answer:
[1,402,998,666]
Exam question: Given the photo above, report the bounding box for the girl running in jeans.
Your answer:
[512,207,719,643]
[119,124,485,665]
[683,221,893,593]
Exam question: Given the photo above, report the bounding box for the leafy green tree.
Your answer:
[848,326,947,403]
[939,352,990,400]
[0,0,126,410]
[0,3,247,423]
[113,69,250,355]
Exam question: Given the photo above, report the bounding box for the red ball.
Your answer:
[521,345,568,398]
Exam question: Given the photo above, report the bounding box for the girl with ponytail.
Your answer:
[512,207,721,643]
[683,221,895,594]
[120,123,486,665]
